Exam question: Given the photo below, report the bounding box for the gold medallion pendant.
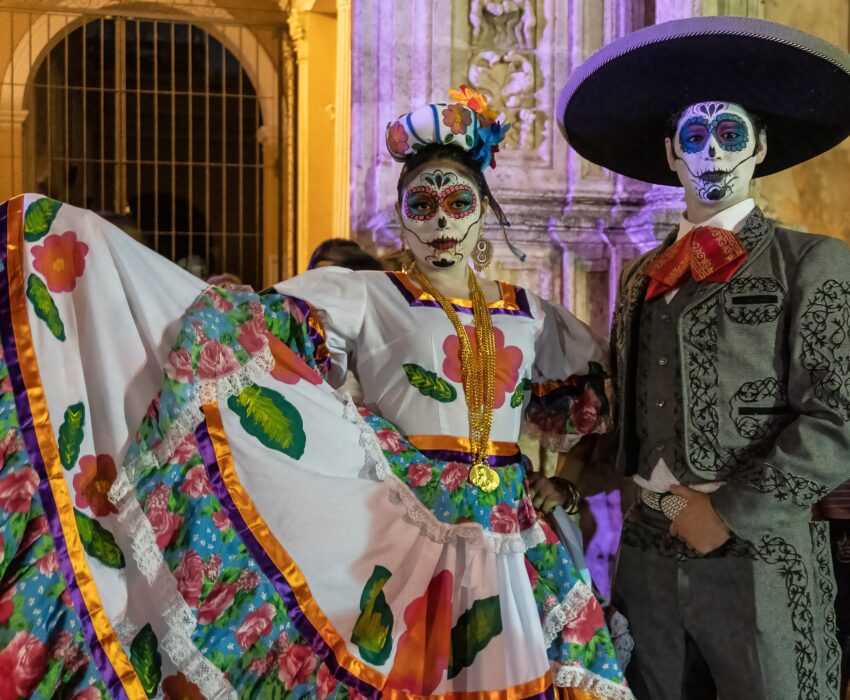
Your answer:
[469,462,500,492]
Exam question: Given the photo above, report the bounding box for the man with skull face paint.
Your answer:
[559,16,850,700]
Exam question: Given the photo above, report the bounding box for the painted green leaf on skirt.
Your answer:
[74,508,126,569]
[351,565,395,665]
[130,623,163,697]
[24,198,62,242]
[26,274,65,341]
[403,363,457,403]
[58,402,85,470]
[227,385,306,459]
[509,378,532,408]
[447,595,503,679]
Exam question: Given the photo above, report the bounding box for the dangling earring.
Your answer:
[401,236,414,274]
[471,231,493,274]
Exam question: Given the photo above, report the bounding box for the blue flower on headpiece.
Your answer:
[470,120,511,170]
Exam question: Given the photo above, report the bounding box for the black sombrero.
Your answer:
[557,16,850,185]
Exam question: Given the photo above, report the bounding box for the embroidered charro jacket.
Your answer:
[610,207,850,543]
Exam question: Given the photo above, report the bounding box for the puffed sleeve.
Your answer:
[274,266,367,388]
[524,293,612,450]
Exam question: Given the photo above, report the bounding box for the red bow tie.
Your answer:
[644,226,748,301]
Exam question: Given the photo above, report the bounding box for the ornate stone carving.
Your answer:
[468,50,537,149]
[467,1,541,150]
[470,0,537,49]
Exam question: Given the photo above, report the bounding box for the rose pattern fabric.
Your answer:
[30,231,89,293]
[0,281,623,698]
[0,467,39,513]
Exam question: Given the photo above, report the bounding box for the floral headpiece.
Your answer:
[386,85,510,170]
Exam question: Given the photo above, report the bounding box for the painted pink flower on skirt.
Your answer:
[180,465,212,498]
[73,454,118,517]
[236,602,276,649]
[278,643,318,689]
[196,338,241,381]
[0,631,49,699]
[489,502,520,534]
[407,462,434,488]
[0,467,39,513]
[197,582,237,625]
[31,231,89,293]
[174,550,205,608]
[165,348,194,384]
[316,663,338,699]
[570,385,602,434]
[439,462,469,492]
[562,593,604,645]
[376,428,406,454]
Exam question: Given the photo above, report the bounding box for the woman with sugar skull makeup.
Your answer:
[0,88,630,697]
[559,15,850,700]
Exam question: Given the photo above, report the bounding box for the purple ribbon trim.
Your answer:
[0,201,129,699]
[194,420,382,699]
[287,296,331,376]
[385,273,533,318]
[416,447,521,468]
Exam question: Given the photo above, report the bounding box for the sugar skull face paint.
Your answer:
[668,102,765,205]
[399,164,485,269]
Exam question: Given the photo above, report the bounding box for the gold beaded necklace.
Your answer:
[410,264,501,492]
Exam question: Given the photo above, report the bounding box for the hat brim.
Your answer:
[558,17,850,185]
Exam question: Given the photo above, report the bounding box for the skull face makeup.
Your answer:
[666,101,767,208]
[398,161,487,269]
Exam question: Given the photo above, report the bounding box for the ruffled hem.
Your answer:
[554,665,634,700]
[542,581,595,646]
[107,345,549,696]
[108,470,237,700]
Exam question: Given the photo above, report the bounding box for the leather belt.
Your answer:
[640,488,688,521]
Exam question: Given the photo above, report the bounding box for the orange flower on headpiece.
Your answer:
[448,84,499,123]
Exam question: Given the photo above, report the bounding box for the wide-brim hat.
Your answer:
[557,16,850,185]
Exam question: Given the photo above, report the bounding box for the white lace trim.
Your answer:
[108,471,237,699]
[123,347,275,483]
[105,342,277,698]
[542,581,596,646]
[554,664,635,700]
[340,394,546,555]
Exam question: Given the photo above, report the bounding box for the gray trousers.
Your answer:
[612,506,840,700]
